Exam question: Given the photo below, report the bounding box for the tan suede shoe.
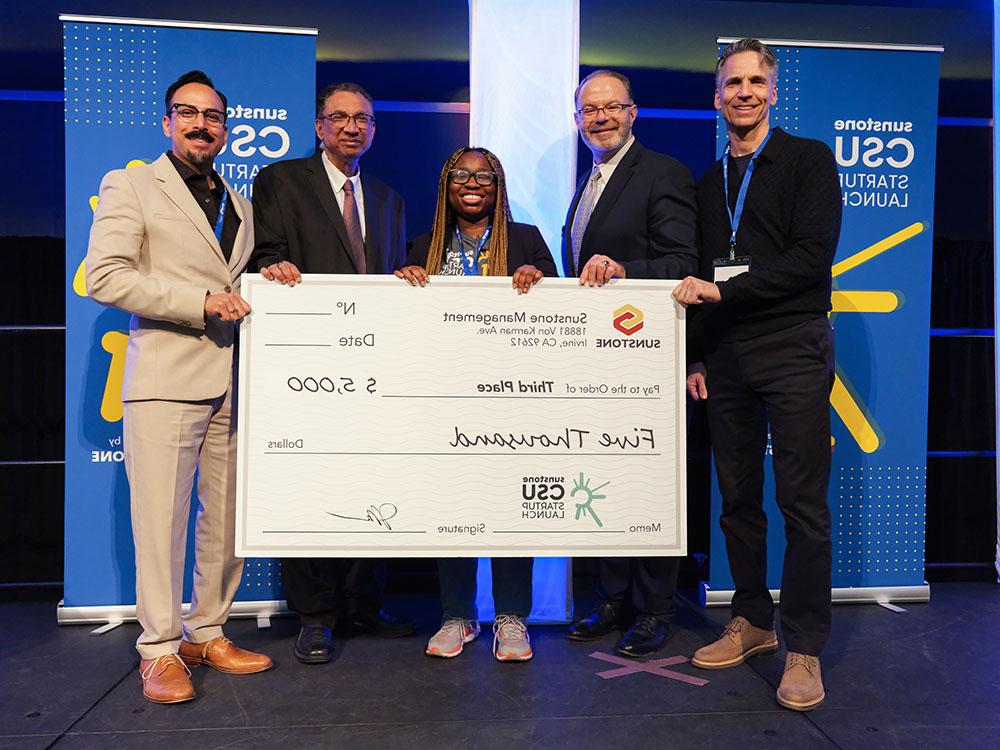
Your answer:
[776,652,825,711]
[179,636,273,675]
[691,615,778,669]
[139,654,195,704]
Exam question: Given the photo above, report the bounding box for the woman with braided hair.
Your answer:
[395,146,555,291]
[395,147,556,662]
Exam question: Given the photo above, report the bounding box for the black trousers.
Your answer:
[596,557,679,622]
[438,558,533,620]
[705,316,834,656]
[280,557,386,628]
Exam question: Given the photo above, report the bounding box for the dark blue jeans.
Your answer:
[438,558,533,620]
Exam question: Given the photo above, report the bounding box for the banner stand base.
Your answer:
[90,620,124,636]
[699,582,931,608]
[57,599,289,627]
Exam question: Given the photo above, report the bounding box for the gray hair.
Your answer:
[715,38,779,84]
[316,82,373,118]
[574,69,635,107]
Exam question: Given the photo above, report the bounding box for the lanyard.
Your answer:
[455,225,491,276]
[213,189,228,242]
[722,130,771,260]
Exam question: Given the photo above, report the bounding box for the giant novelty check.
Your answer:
[235,275,686,557]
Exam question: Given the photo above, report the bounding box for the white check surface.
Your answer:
[236,275,686,557]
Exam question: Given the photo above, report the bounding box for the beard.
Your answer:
[181,129,219,167]
[584,123,630,156]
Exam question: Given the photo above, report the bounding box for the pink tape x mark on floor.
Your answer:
[589,652,709,686]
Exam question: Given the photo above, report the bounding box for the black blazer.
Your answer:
[406,222,557,276]
[561,140,698,280]
[251,150,406,275]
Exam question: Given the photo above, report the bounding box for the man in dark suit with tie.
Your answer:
[563,69,698,656]
[251,82,413,665]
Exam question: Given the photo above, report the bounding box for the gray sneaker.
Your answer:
[493,614,533,662]
[425,617,480,658]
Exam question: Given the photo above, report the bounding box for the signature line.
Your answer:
[261,530,426,534]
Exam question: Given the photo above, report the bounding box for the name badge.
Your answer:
[713,256,751,283]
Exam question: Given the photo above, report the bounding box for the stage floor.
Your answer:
[2,582,998,749]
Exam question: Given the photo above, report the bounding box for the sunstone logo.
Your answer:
[92,436,124,462]
[613,304,643,335]
[91,449,124,463]
[596,304,661,349]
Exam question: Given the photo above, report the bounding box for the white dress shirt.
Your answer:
[590,135,635,205]
[321,150,366,239]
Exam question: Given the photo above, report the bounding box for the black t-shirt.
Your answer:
[726,153,753,211]
[166,151,240,261]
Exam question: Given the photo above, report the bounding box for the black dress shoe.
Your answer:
[349,609,416,638]
[294,625,333,664]
[616,615,670,657]
[567,601,624,641]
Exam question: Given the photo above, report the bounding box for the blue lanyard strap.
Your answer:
[213,188,228,243]
[454,225,492,276]
[722,130,771,259]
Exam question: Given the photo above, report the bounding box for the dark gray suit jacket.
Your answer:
[561,140,697,280]
[251,150,406,274]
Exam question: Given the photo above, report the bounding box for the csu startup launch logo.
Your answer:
[612,304,644,335]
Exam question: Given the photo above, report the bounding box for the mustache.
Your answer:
[185,129,215,143]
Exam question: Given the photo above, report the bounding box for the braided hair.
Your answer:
[423,147,512,277]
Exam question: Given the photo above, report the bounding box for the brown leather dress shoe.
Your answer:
[776,652,825,711]
[139,654,195,704]
[179,636,273,675]
[692,616,778,669]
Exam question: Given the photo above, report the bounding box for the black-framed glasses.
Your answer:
[576,102,635,120]
[169,103,227,127]
[317,112,375,128]
[448,169,497,186]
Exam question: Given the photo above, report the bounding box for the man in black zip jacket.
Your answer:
[674,38,841,712]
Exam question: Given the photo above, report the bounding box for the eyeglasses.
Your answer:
[317,112,375,128]
[576,103,635,120]
[448,169,497,186]
[170,103,226,127]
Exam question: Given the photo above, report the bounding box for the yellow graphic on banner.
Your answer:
[75,159,149,422]
[829,221,926,453]
[74,159,146,298]
[832,223,924,277]
[99,331,129,423]
[830,290,899,314]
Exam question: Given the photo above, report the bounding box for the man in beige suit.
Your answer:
[86,70,272,704]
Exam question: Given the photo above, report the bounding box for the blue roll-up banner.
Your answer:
[60,16,316,622]
[704,41,942,606]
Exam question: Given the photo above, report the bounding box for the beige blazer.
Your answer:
[86,153,254,402]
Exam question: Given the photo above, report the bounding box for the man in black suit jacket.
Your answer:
[251,82,413,666]
[252,87,405,278]
[563,69,697,657]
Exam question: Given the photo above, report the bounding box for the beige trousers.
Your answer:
[122,374,244,659]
